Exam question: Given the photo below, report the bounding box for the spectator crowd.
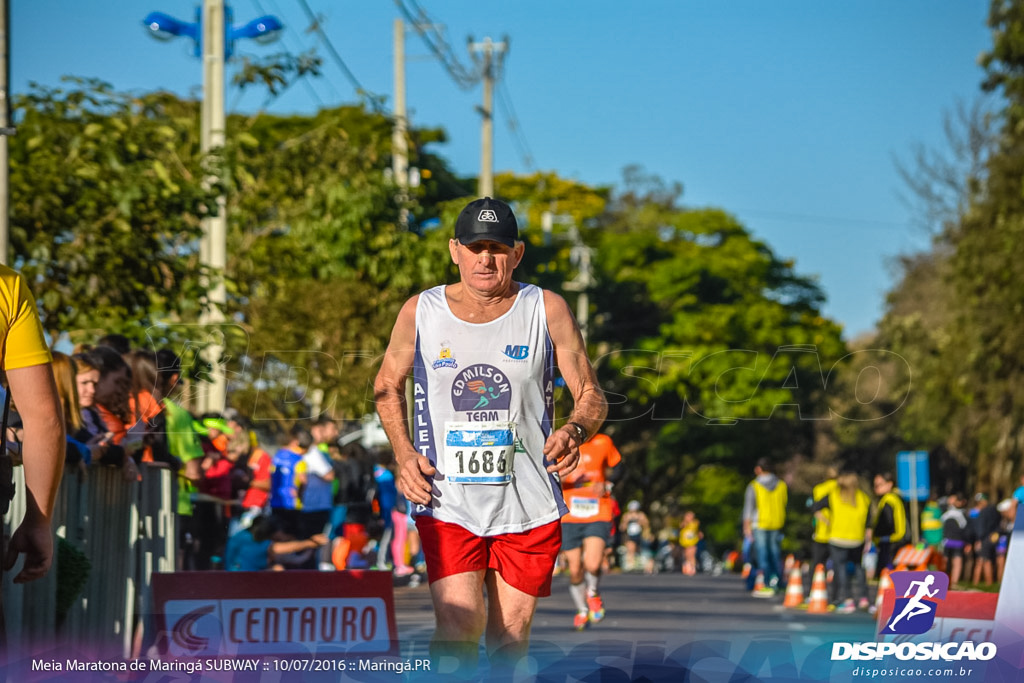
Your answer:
[8,333,422,579]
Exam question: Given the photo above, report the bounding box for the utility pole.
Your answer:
[565,225,594,341]
[546,210,593,341]
[393,18,416,429]
[469,36,506,198]
[199,0,227,414]
[393,18,409,230]
[143,3,281,414]
[0,0,11,265]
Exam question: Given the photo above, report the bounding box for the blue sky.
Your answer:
[13,1,993,339]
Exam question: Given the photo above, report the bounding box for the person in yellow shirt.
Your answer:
[813,470,871,613]
[0,265,65,642]
[678,510,702,576]
[743,458,787,596]
[872,472,909,572]
[806,464,838,599]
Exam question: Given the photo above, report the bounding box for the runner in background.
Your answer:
[560,432,623,630]
[619,501,651,572]
[678,510,702,576]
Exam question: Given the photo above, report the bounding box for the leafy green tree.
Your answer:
[9,79,214,343]
[526,169,850,533]
[870,0,1024,496]
[871,0,1024,498]
[221,105,456,423]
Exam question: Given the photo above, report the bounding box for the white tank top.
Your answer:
[412,282,567,535]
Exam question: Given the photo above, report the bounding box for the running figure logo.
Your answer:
[467,379,501,409]
[882,571,949,634]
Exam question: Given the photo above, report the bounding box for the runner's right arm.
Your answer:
[374,296,436,507]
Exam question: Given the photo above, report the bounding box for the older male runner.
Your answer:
[374,197,607,669]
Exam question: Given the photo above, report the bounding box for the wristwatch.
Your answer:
[565,421,587,444]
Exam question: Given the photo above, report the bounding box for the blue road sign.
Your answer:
[897,450,930,501]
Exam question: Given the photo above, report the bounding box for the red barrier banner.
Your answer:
[151,570,398,658]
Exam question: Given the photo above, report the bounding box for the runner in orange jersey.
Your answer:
[560,432,623,630]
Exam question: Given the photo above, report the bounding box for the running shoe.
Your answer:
[751,586,776,598]
[857,597,871,611]
[836,599,857,614]
[573,612,589,631]
[587,594,606,622]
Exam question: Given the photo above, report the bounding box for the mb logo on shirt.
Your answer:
[882,571,949,634]
[502,344,530,361]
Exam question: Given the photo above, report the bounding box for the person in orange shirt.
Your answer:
[560,432,623,630]
[84,345,142,481]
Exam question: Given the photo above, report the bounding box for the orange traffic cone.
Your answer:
[331,537,352,571]
[752,570,766,593]
[783,566,805,608]
[806,564,830,614]
[873,567,893,617]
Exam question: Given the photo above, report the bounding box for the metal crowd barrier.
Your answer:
[2,461,177,659]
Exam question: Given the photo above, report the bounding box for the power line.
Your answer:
[295,0,385,111]
[497,80,535,172]
[253,0,337,105]
[394,0,479,90]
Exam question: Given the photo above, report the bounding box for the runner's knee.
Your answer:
[434,601,486,641]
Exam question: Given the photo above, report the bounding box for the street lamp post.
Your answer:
[143,1,281,414]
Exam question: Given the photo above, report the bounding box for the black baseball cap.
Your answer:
[454,197,519,247]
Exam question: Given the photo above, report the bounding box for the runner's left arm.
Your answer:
[542,290,607,475]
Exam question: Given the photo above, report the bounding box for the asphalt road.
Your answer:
[391,570,879,680]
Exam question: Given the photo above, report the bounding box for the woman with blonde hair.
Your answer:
[48,351,95,469]
[812,470,871,613]
[50,352,83,435]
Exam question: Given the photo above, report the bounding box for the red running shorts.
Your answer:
[415,516,562,597]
